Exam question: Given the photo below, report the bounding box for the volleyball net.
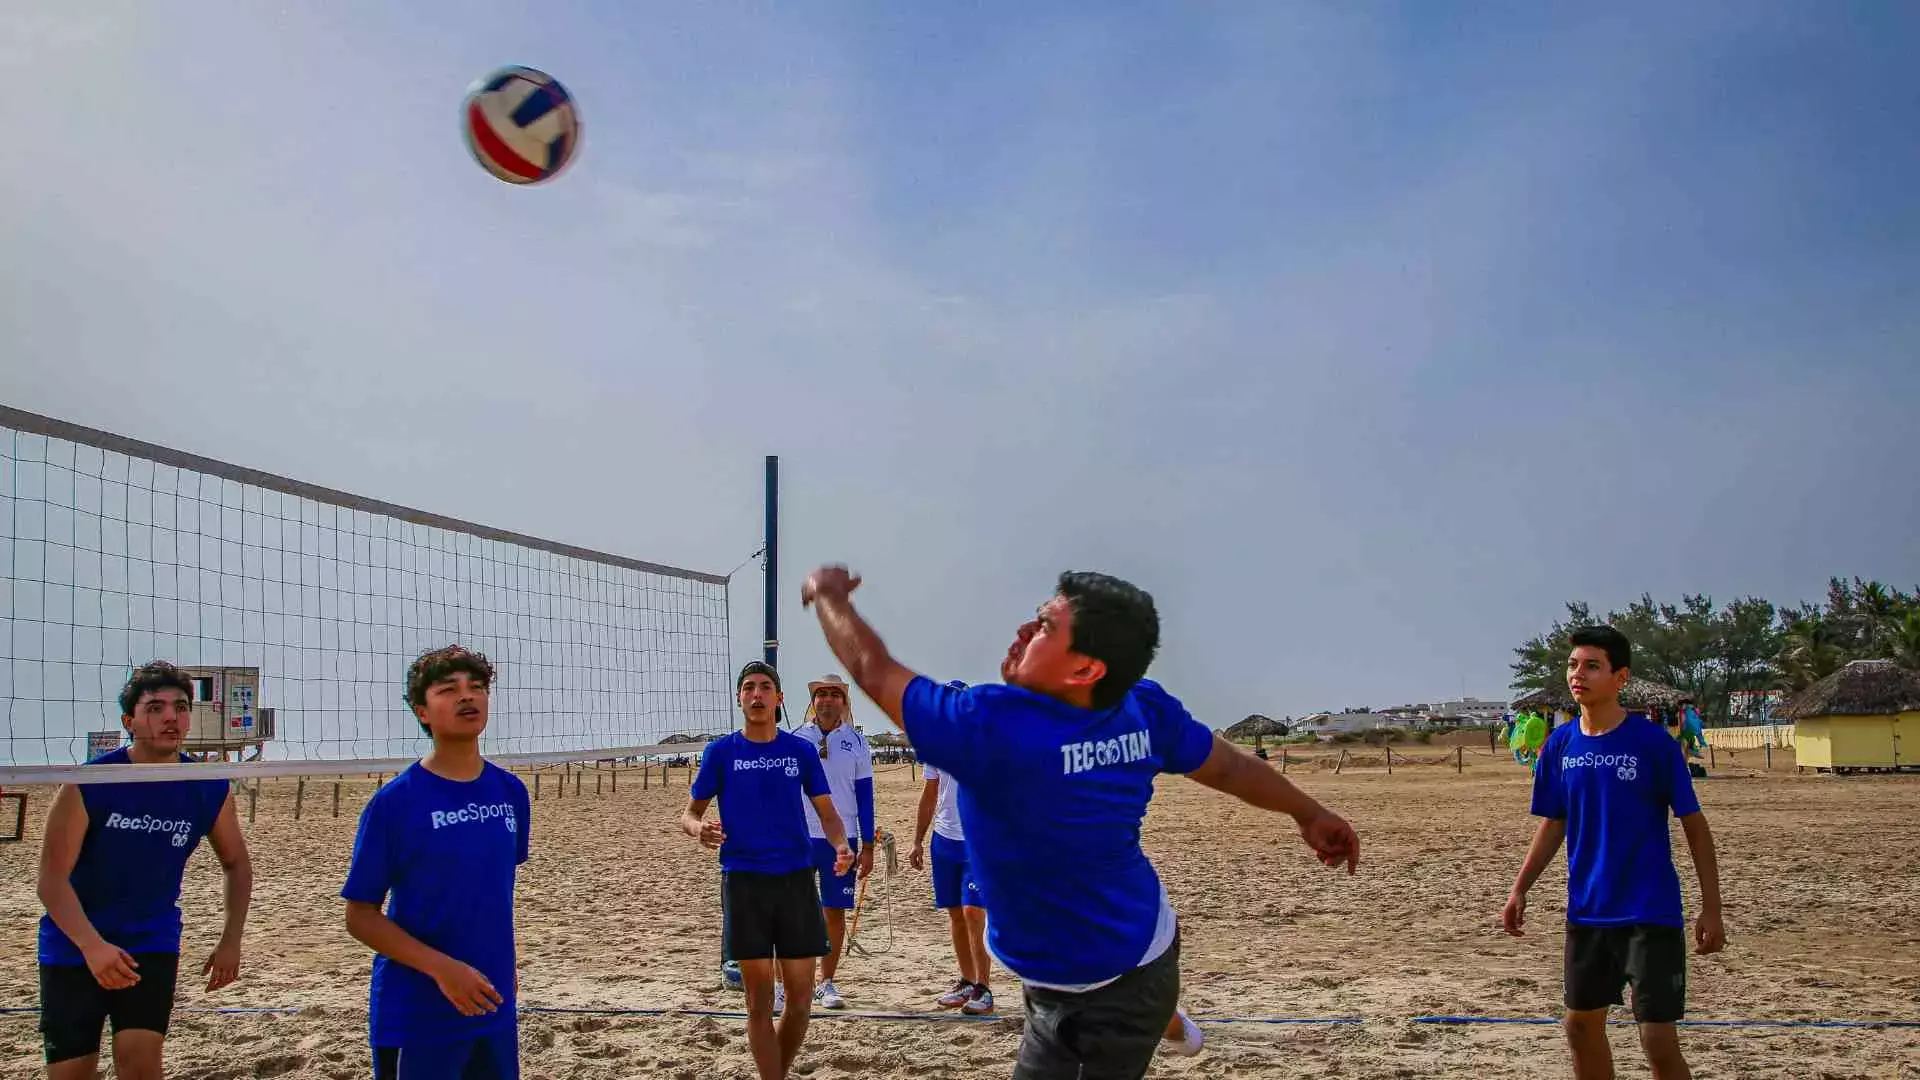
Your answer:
[0,405,735,785]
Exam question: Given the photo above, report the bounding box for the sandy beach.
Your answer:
[4,747,1918,1078]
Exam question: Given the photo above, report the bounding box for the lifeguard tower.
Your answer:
[179,666,277,762]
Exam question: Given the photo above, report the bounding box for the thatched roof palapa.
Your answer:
[1773,659,1920,720]
[1510,676,1688,712]
[1225,714,1288,739]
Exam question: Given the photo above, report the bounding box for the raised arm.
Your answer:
[1186,734,1358,873]
[801,566,919,729]
[201,792,253,991]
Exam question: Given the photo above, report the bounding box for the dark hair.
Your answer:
[1567,625,1632,674]
[119,660,194,717]
[405,645,495,732]
[737,661,781,693]
[1056,571,1161,710]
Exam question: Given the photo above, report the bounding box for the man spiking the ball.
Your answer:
[804,565,1360,1080]
[1502,625,1725,1080]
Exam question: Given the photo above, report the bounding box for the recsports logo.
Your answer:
[102,811,194,847]
[430,801,518,833]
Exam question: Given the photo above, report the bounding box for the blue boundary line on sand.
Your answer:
[1,1005,1915,1030]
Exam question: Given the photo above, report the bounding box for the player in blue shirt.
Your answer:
[1502,626,1725,1080]
[36,660,253,1080]
[802,565,1360,1080]
[684,661,853,1080]
[342,645,532,1080]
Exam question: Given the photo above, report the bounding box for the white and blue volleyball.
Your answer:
[462,66,580,184]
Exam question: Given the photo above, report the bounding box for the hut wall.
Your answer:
[1797,715,1902,769]
[1897,711,1919,766]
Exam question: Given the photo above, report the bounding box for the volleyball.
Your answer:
[461,66,580,185]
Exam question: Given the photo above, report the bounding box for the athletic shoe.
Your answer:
[722,960,744,991]
[772,982,786,1016]
[936,979,975,1009]
[1164,1009,1204,1056]
[962,986,995,1015]
[815,980,847,1010]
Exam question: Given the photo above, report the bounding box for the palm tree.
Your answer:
[1892,611,1920,672]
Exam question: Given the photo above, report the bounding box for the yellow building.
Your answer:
[1774,659,1920,774]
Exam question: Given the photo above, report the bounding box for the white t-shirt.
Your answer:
[921,763,965,842]
[793,721,873,841]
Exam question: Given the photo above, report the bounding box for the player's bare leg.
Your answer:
[777,956,817,1075]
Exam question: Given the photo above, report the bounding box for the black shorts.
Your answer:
[1014,935,1182,1080]
[39,952,181,1064]
[1564,923,1688,1023]
[374,1029,520,1080]
[722,869,830,962]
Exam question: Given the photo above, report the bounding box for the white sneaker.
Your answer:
[1165,1009,1204,1056]
[936,980,975,1009]
[814,979,847,1010]
[772,982,786,1015]
[962,987,995,1015]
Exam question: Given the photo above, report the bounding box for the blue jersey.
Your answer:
[690,730,832,875]
[38,748,230,965]
[1530,715,1702,927]
[340,761,531,1048]
[901,677,1216,987]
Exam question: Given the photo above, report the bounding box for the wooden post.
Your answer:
[294,778,305,820]
[612,763,618,793]
[575,768,582,796]
[332,781,342,818]
[1280,749,1289,774]
[1385,748,1393,775]
[596,770,603,796]
[534,772,542,799]
[643,764,650,791]
[1765,740,1772,771]
[1336,749,1347,775]
[247,781,258,824]
[1709,742,1716,771]
[1456,746,1464,773]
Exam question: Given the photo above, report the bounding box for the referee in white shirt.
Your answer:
[791,674,875,1010]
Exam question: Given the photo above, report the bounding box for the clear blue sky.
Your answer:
[2,1,1915,729]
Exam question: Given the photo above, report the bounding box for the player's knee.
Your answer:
[1638,1023,1686,1068]
[109,1035,165,1080]
[1563,1008,1607,1039]
[945,908,968,929]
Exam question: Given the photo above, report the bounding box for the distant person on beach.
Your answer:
[342,645,531,1080]
[804,565,1358,1080]
[37,660,253,1080]
[790,673,876,1011]
[1502,625,1725,1080]
[684,661,853,1080]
